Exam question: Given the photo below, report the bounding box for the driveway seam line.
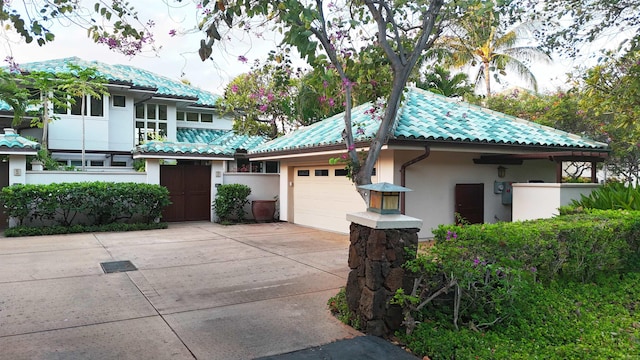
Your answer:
[158,286,346,317]
[125,271,198,359]
[0,315,159,340]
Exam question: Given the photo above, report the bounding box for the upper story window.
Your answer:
[177,111,214,123]
[112,95,126,107]
[135,103,168,145]
[54,95,104,117]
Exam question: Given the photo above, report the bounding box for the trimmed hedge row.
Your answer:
[4,222,169,237]
[433,209,640,283]
[0,182,171,227]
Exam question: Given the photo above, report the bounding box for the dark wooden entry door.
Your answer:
[455,183,484,224]
[161,164,211,222]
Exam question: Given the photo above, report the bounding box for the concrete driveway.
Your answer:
[0,222,364,359]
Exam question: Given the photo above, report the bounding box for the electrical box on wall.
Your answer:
[494,181,514,204]
[501,182,513,205]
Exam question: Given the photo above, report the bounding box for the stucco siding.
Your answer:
[396,150,557,238]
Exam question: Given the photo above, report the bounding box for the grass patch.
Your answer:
[400,272,640,359]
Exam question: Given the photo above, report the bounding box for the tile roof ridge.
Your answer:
[407,86,608,148]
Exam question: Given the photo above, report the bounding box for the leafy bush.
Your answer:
[212,184,251,222]
[394,210,640,337]
[328,288,361,330]
[402,274,640,359]
[571,182,640,210]
[0,182,171,227]
[4,222,168,237]
[394,210,640,358]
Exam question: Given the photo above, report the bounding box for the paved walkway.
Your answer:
[0,222,417,359]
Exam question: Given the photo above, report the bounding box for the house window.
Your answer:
[265,161,279,173]
[335,168,348,177]
[135,103,168,144]
[228,160,279,173]
[55,95,103,116]
[297,170,310,176]
[315,169,329,176]
[177,111,215,123]
[112,95,126,107]
[201,113,213,123]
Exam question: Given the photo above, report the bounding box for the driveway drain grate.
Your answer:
[100,260,138,274]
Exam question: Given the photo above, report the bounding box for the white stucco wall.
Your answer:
[397,149,557,238]
[108,95,135,151]
[512,183,600,221]
[223,173,280,220]
[25,171,148,184]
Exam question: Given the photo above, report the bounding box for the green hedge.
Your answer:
[394,210,640,336]
[0,182,171,227]
[4,222,169,237]
[212,184,251,223]
[433,209,640,283]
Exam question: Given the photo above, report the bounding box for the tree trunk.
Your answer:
[484,61,491,97]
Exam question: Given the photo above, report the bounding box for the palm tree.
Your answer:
[417,65,473,98]
[435,8,551,97]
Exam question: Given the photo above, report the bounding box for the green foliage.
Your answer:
[396,210,640,358]
[4,222,168,237]
[1,1,152,56]
[394,210,640,339]
[572,183,640,211]
[417,65,473,97]
[212,184,251,222]
[431,2,550,96]
[401,274,640,359]
[327,288,361,330]
[0,182,171,227]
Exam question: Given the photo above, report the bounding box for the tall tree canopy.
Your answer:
[432,2,550,96]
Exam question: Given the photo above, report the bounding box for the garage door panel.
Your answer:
[293,166,365,233]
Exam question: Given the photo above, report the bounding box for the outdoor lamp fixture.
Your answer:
[357,182,412,215]
[497,166,507,178]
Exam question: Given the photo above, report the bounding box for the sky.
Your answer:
[0,0,285,95]
[0,1,625,96]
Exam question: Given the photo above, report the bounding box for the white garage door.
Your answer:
[293,166,366,233]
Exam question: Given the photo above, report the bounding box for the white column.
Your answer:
[145,159,160,184]
[9,155,27,185]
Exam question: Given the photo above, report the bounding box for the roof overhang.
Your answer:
[0,148,38,156]
[473,151,609,165]
[249,141,383,161]
[132,152,232,161]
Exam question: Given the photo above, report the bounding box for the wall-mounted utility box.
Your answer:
[501,182,513,205]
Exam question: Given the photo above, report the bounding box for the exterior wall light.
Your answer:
[498,166,507,178]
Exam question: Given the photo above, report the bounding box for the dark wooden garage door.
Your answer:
[161,164,211,222]
[455,183,484,224]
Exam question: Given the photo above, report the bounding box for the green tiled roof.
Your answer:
[136,129,267,157]
[136,141,233,157]
[177,128,267,150]
[0,132,40,151]
[6,57,219,107]
[250,87,608,154]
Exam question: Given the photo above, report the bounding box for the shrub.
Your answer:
[0,182,171,227]
[394,210,640,336]
[4,222,168,237]
[212,184,251,223]
[571,182,640,210]
[328,288,361,330]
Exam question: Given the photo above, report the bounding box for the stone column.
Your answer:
[345,212,421,337]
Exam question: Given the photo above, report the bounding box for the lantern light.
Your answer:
[357,182,412,215]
